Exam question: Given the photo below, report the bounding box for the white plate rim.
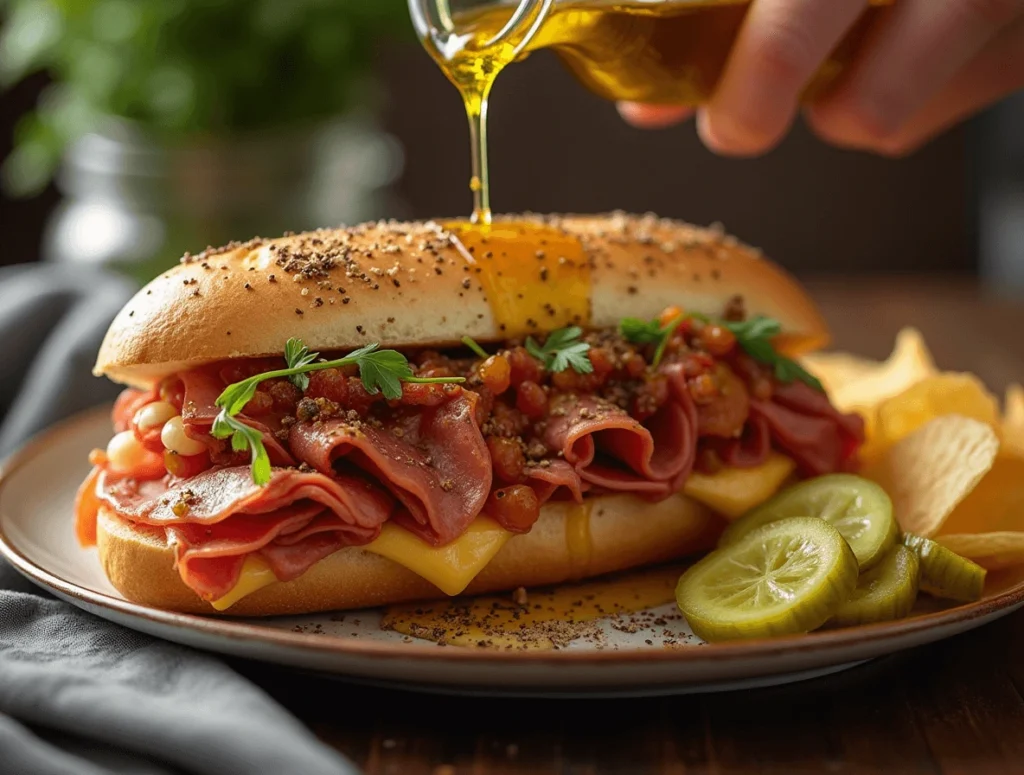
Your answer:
[3,407,1024,669]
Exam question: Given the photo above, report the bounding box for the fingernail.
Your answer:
[617,102,693,129]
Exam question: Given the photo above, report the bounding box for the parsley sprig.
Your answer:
[526,326,593,374]
[619,314,685,368]
[621,312,822,391]
[722,317,823,391]
[210,412,271,487]
[211,338,465,485]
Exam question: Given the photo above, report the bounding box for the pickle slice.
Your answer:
[829,545,920,628]
[903,533,986,603]
[720,474,897,570]
[676,517,858,642]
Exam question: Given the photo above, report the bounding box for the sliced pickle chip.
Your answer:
[720,474,897,570]
[903,533,986,603]
[829,545,920,628]
[676,517,858,642]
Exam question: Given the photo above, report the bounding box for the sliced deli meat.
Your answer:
[288,393,492,545]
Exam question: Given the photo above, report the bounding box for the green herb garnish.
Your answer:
[619,315,685,368]
[210,411,272,487]
[525,326,593,374]
[722,316,823,391]
[461,335,489,360]
[283,337,318,391]
[212,338,466,485]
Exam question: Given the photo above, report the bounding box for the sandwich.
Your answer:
[74,212,864,615]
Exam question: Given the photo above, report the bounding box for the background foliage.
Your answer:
[0,0,410,195]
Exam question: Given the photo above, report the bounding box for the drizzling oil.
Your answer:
[416,0,895,224]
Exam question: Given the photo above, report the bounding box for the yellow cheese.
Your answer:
[209,554,278,611]
[207,518,512,611]
[365,517,512,596]
[683,453,797,519]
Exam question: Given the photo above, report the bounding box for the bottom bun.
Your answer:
[96,492,722,616]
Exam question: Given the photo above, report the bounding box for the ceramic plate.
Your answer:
[3,408,1024,697]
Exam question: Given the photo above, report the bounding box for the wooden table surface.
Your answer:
[237,279,1024,775]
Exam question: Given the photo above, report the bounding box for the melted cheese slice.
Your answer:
[364,517,512,596]
[210,555,278,611]
[683,453,796,519]
[209,518,513,611]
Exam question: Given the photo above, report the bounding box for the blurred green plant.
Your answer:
[0,0,411,196]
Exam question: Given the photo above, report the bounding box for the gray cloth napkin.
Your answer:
[0,265,359,775]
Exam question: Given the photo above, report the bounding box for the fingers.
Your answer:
[809,15,1024,155]
[808,0,1024,151]
[616,103,694,129]
[699,0,870,156]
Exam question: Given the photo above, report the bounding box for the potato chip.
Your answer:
[864,415,999,537]
[872,373,1000,451]
[799,351,886,397]
[1004,384,1024,427]
[937,533,1024,571]
[816,327,938,414]
[1001,384,1024,459]
[938,454,1024,535]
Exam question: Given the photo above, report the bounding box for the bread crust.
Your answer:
[96,492,721,616]
[95,212,829,388]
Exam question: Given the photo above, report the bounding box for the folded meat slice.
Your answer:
[180,368,295,466]
[753,380,866,476]
[539,362,699,499]
[288,393,492,546]
[706,415,773,468]
[166,501,331,600]
[96,466,394,599]
[524,459,589,505]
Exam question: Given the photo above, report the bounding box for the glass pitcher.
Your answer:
[409,0,892,106]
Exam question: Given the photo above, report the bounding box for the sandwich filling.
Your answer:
[76,303,864,606]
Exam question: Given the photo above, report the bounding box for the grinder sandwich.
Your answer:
[76,212,863,615]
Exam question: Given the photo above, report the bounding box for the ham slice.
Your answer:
[524,459,589,504]
[539,362,699,499]
[288,394,492,546]
[707,415,773,468]
[752,380,866,476]
[97,466,394,599]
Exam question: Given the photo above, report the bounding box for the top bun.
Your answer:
[95,212,829,388]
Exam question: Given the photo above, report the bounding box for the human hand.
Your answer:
[619,0,1024,157]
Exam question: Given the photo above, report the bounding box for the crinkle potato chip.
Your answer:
[865,415,998,538]
[874,373,1000,448]
[937,533,1024,571]
[803,328,937,414]
[938,454,1024,536]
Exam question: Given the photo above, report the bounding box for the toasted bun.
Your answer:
[95,212,829,388]
[96,492,721,616]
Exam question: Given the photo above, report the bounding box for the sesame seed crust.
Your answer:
[94,212,829,388]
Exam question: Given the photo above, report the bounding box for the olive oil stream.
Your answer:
[418,0,895,225]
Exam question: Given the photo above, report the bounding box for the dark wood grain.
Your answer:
[234,280,1024,775]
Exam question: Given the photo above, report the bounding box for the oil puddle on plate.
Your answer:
[263,565,706,652]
